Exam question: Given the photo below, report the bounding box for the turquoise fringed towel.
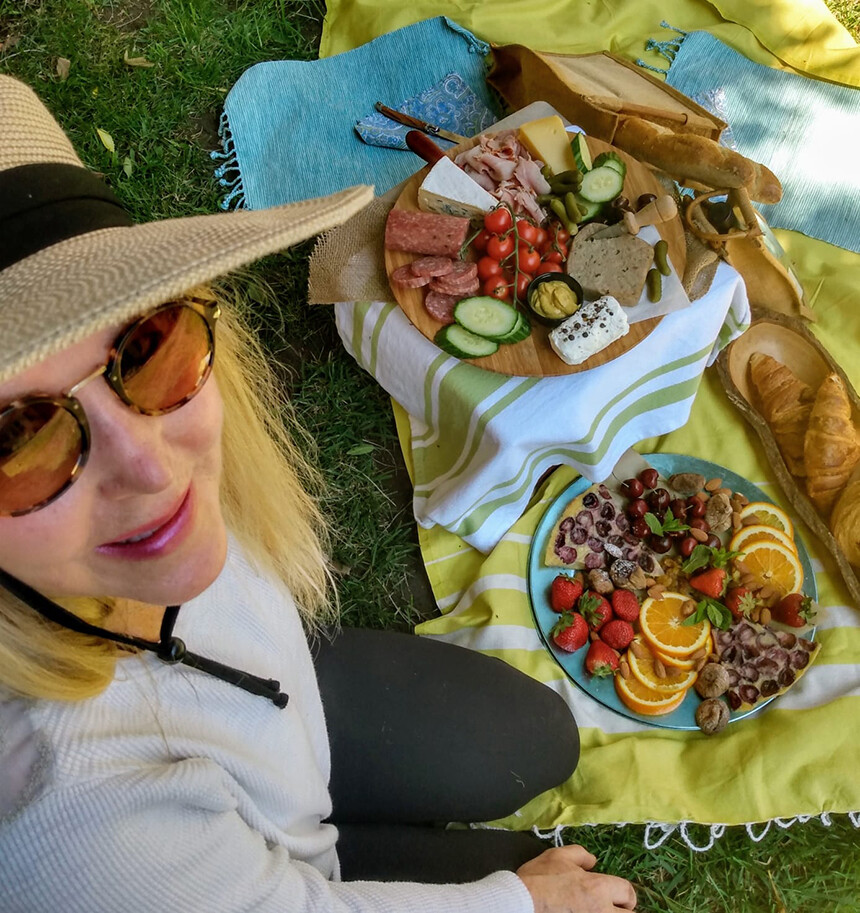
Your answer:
[648,28,860,254]
[212,17,498,209]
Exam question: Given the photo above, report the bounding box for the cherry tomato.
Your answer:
[533,227,548,248]
[483,276,511,300]
[484,207,513,235]
[515,271,533,301]
[541,249,564,264]
[486,233,515,260]
[536,261,563,275]
[553,227,571,246]
[472,229,492,253]
[516,220,540,246]
[476,256,503,281]
[516,244,542,274]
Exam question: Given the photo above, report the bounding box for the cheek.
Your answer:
[164,376,224,474]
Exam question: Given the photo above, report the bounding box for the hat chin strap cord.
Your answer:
[0,568,288,709]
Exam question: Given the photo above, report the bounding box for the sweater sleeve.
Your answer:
[1,762,535,913]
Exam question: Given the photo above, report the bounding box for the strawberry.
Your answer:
[689,567,727,598]
[578,591,612,631]
[610,589,640,623]
[549,573,584,613]
[584,641,619,677]
[551,611,589,652]
[724,586,757,621]
[599,618,635,650]
[772,593,816,628]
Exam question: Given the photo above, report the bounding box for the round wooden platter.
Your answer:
[384,133,686,377]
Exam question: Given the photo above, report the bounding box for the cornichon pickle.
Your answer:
[564,192,583,222]
[549,198,577,233]
[646,268,662,302]
[654,239,671,276]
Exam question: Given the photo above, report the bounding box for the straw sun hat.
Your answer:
[0,74,373,385]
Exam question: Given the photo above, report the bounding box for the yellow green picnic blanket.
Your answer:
[321,0,860,830]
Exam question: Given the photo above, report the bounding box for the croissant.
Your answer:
[831,480,860,566]
[804,373,860,516]
[749,352,815,477]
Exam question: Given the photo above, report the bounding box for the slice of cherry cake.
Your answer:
[544,482,662,575]
[711,620,820,711]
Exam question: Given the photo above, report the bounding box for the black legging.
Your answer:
[313,628,580,883]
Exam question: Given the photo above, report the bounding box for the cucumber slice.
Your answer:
[592,151,626,178]
[573,193,604,222]
[435,324,500,359]
[454,296,520,340]
[579,165,625,204]
[495,311,531,344]
[570,133,592,172]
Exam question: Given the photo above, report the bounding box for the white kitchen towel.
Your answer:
[335,259,749,553]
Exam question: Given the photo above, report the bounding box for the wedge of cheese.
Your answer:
[518,116,577,177]
[417,157,496,220]
[549,296,629,366]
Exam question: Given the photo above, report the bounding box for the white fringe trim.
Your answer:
[472,813,860,852]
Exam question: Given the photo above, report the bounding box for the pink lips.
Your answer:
[96,487,194,561]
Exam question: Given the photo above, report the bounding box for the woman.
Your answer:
[0,75,637,913]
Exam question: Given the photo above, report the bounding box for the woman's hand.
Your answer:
[516,844,637,913]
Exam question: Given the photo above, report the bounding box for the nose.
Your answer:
[78,381,175,499]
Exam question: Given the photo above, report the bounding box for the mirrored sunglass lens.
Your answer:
[0,403,83,514]
[119,306,213,413]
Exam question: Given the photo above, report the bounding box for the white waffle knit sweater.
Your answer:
[0,541,533,913]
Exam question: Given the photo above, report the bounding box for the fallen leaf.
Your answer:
[55,57,71,81]
[0,34,21,54]
[95,128,115,154]
[123,50,154,68]
[346,443,375,456]
[122,155,133,178]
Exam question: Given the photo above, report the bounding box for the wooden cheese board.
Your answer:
[384,131,687,377]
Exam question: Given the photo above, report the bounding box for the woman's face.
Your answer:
[0,317,227,606]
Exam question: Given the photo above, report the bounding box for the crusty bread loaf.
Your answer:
[613,117,782,204]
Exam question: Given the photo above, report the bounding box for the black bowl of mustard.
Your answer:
[525,273,584,327]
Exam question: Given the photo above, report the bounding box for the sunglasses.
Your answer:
[0,298,219,517]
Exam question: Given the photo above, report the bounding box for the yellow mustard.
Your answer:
[530,281,579,320]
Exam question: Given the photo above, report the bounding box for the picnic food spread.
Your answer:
[384,113,689,374]
[537,458,819,734]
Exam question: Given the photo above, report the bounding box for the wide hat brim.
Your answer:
[0,183,373,385]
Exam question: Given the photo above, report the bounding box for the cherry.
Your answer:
[679,536,698,557]
[647,488,671,512]
[705,533,721,549]
[689,517,710,533]
[686,497,707,518]
[620,478,644,499]
[639,468,659,490]
[648,534,672,554]
[631,518,650,539]
[668,498,688,520]
[627,498,648,519]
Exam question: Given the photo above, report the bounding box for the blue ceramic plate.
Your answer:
[528,454,818,730]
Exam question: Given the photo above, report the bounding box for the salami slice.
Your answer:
[391,264,431,288]
[430,277,480,297]
[447,260,478,281]
[424,291,458,325]
[385,209,470,257]
[410,256,455,278]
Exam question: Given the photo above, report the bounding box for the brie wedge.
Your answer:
[417,156,496,219]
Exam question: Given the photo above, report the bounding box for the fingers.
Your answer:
[603,873,637,910]
[560,844,597,870]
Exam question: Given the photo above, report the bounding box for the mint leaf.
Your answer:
[644,512,664,535]
[710,546,743,569]
[661,508,689,534]
[682,544,712,575]
[682,597,732,630]
[682,602,707,626]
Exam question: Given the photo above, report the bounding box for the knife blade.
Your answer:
[374,102,468,145]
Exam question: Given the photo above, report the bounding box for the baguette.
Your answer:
[613,117,782,204]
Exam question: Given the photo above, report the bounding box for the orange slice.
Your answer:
[737,501,794,538]
[730,523,797,555]
[638,591,712,658]
[732,539,803,599]
[627,638,698,693]
[654,648,698,672]
[615,672,689,716]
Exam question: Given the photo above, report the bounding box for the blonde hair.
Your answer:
[0,288,334,701]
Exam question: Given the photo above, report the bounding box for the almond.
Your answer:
[737,493,750,506]
[740,573,758,587]
[760,607,772,625]
[647,585,666,600]
[620,660,631,680]
[690,527,709,543]
[681,599,697,617]
[758,584,776,599]
[716,488,733,499]
[731,511,742,532]
[734,560,751,575]
[694,656,708,671]
[653,658,667,679]
[751,606,762,623]
[589,630,600,642]
[741,515,760,527]
[629,640,649,660]
[691,647,707,659]
[705,477,723,492]
[643,577,657,588]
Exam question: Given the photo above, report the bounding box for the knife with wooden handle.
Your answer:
[375,102,469,144]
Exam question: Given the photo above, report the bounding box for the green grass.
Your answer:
[2,1,859,909]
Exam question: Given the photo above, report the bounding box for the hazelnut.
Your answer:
[694,662,731,699]
[696,698,730,735]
